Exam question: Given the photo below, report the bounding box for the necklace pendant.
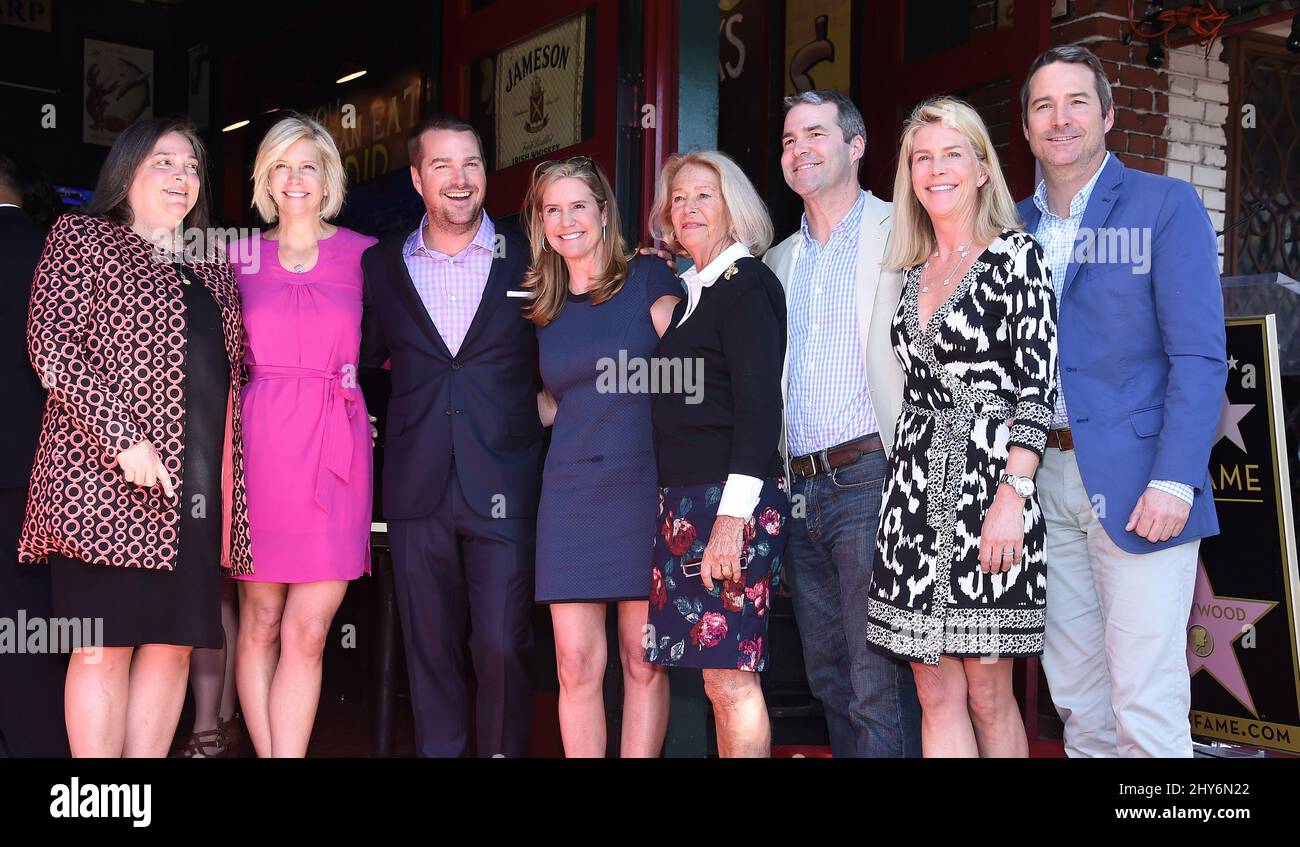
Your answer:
[293,263,306,273]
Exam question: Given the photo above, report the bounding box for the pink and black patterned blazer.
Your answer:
[19,213,254,575]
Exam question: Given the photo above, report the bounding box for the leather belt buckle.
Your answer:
[1047,428,1074,451]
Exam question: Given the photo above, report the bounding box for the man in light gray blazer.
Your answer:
[763,90,920,757]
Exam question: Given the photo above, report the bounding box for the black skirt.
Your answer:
[50,265,228,649]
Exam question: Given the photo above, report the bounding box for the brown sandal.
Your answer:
[219,714,248,758]
[175,723,228,758]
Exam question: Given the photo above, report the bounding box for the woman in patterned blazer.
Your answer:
[19,117,253,757]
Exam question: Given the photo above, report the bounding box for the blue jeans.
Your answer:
[786,448,922,757]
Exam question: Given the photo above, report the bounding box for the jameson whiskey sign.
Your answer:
[495,14,588,169]
[1190,316,1300,753]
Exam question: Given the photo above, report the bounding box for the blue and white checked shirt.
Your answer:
[786,190,876,457]
[1032,153,1192,506]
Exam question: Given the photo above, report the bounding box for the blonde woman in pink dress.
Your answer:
[228,114,375,757]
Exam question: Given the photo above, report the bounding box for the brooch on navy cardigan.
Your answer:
[723,264,739,281]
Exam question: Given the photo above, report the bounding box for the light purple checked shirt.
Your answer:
[403,212,496,356]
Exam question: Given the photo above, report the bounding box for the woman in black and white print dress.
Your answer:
[866,97,1057,758]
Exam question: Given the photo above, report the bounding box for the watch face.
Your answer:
[1014,478,1034,497]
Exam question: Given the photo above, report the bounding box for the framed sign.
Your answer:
[493,14,589,170]
[307,71,423,185]
[0,0,52,32]
[1190,315,1300,753]
[82,39,154,146]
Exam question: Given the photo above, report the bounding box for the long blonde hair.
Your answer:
[884,96,1022,269]
[521,157,630,327]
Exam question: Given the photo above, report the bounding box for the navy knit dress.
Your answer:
[534,258,682,603]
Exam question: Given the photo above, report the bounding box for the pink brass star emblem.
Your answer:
[1186,557,1276,716]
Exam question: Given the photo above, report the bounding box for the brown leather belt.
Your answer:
[790,433,885,478]
[1045,428,1074,451]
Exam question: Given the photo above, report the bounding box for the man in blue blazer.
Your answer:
[361,116,543,757]
[1017,45,1227,757]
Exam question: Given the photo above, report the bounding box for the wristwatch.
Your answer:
[998,472,1035,498]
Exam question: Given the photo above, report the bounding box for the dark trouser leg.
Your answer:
[387,475,471,757]
[451,474,535,758]
[0,488,70,757]
[818,451,921,758]
[786,472,859,756]
[787,452,921,757]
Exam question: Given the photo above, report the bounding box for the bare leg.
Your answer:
[268,580,348,757]
[964,657,1028,758]
[702,669,770,758]
[65,646,133,757]
[551,602,608,758]
[235,580,287,757]
[912,657,980,757]
[123,644,193,757]
[616,600,667,758]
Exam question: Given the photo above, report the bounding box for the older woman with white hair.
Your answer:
[866,96,1057,757]
[227,113,376,757]
[645,150,788,757]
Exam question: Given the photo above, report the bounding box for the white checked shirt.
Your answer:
[1032,154,1192,506]
[786,190,876,457]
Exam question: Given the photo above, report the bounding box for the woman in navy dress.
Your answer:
[524,157,682,757]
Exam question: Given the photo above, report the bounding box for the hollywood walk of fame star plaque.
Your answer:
[1191,316,1300,753]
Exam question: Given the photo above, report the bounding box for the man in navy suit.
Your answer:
[361,116,544,757]
[1017,45,1227,757]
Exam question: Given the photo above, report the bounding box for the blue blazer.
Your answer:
[1017,155,1227,554]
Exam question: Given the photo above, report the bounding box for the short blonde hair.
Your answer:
[648,150,773,258]
[520,157,631,327]
[251,113,347,223]
[884,96,1022,269]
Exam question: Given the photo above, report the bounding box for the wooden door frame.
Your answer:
[1224,30,1295,275]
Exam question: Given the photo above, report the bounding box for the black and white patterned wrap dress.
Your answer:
[867,230,1057,666]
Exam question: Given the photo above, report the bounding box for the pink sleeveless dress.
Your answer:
[229,227,376,582]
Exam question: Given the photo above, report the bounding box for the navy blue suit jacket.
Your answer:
[360,220,544,520]
[1018,155,1227,554]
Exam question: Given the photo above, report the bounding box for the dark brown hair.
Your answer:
[1020,44,1114,126]
[407,114,486,168]
[86,117,212,233]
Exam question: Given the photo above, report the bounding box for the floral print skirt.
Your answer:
[645,477,787,672]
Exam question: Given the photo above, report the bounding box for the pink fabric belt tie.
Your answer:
[247,363,357,514]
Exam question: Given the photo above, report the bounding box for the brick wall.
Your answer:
[1161,42,1230,255]
[1051,0,1231,265]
